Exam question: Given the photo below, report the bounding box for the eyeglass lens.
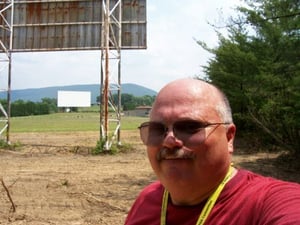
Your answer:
[139,120,211,146]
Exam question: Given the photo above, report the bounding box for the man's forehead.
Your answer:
[154,88,220,108]
[150,100,219,121]
[158,79,220,99]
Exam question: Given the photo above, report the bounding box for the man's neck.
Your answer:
[168,167,237,206]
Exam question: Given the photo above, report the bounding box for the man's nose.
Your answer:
[162,129,183,148]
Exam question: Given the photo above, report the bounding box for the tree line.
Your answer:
[197,0,299,155]
[0,98,58,117]
[0,93,156,117]
[96,93,156,111]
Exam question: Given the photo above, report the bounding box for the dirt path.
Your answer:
[0,131,299,224]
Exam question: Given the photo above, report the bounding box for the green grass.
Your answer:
[10,113,148,133]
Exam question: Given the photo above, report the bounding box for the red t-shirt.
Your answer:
[124,169,300,225]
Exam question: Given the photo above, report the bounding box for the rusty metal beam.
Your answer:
[100,0,122,151]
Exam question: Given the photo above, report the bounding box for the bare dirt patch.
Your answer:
[1,131,299,225]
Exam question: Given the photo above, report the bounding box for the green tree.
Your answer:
[135,95,156,106]
[197,0,300,154]
[99,93,156,111]
[41,98,58,113]
[6,98,57,117]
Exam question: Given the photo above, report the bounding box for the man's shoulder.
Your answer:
[215,169,300,224]
[233,169,300,201]
[237,169,300,188]
[238,169,300,224]
[129,181,164,210]
[139,181,164,197]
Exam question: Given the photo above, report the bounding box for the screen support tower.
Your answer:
[100,0,122,151]
[0,0,13,144]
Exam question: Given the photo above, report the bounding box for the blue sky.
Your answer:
[1,0,241,92]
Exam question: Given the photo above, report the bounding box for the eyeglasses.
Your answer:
[138,120,230,146]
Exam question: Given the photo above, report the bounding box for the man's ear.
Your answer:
[226,124,236,154]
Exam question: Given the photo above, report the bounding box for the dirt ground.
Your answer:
[0,131,299,225]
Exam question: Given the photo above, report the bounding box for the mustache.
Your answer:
[157,147,195,161]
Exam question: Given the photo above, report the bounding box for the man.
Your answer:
[124,78,300,225]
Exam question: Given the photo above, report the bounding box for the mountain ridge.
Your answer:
[0,83,157,103]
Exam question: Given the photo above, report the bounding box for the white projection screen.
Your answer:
[57,91,91,107]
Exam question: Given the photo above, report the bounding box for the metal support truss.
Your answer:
[100,0,122,150]
[0,0,13,143]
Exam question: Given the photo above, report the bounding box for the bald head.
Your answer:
[151,78,233,123]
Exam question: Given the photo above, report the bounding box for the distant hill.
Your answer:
[0,83,157,104]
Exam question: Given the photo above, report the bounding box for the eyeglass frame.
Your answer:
[138,120,231,146]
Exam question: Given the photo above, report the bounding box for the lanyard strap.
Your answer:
[160,166,234,225]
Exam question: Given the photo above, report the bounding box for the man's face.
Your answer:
[145,80,235,195]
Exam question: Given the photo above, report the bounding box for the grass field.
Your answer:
[9,113,148,133]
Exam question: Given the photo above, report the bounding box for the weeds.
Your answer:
[92,139,133,155]
[0,139,22,151]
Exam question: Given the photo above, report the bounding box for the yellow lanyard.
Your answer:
[160,166,234,225]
